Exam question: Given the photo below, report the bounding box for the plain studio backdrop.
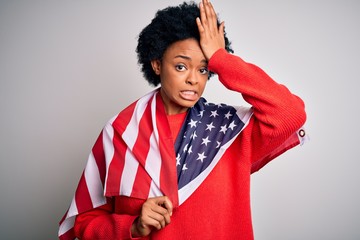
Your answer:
[1,0,359,239]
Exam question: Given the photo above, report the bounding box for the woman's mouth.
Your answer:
[180,90,198,101]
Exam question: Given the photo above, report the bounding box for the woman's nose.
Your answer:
[186,71,198,85]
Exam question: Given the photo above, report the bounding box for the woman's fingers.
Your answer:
[204,0,216,33]
[148,205,171,229]
[200,0,217,33]
[199,1,207,27]
[197,0,225,60]
[137,196,173,235]
[219,20,225,37]
[160,195,173,217]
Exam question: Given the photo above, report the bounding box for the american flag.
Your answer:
[58,89,252,239]
[174,99,253,202]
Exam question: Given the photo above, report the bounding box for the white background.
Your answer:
[1,0,359,239]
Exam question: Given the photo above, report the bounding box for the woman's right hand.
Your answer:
[131,196,173,237]
[196,0,225,61]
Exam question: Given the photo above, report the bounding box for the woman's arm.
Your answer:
[197,0,306,164]
[208,48,306,164]
[74,196,173,239]
[74,198,142,240]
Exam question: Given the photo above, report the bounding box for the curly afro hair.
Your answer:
[136,1,233,87]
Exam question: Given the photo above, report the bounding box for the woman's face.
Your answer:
[151,38,209,115]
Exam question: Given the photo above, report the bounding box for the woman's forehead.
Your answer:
[164,39,205,60]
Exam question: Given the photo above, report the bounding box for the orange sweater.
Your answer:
[73,49,306,239]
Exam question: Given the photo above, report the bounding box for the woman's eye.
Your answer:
[199,67,209,75]
[175,64,186,71]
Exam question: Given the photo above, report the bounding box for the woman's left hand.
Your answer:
[196,0,225,60]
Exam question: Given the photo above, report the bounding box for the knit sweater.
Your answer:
[73,49,307,239]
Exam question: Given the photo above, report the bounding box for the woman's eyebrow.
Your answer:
[174,55,207,64]
[174,55,191,60]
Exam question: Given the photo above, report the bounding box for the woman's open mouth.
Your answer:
[180,90,198,101]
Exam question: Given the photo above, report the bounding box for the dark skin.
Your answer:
[131,0,226,237]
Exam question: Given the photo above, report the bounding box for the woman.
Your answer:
[59,0,307,239]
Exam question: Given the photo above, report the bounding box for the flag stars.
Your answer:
[228,120,237,130]
[190,131,197,140]
[210,110,219,118]
[175,101,243,185]
[188,119,198,128]
[220,124,227,134]
[206,122,215,131]
[197,152,207,162]
[198,110,205,117]
[183,143,188,153]
[201,136,211,146]
[187,145,193,154]
[224,111,233,119]
[176,154,181,166]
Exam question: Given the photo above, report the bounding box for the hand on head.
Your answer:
[196,0,226,60]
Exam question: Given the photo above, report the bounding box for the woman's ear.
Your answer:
[151,60,161,75]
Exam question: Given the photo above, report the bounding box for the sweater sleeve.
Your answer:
[207,49,306,167]
[74,197,148,240]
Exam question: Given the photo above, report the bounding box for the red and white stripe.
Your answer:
[58,90,175,239]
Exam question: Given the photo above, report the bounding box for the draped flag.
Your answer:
[58,89,305,239]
